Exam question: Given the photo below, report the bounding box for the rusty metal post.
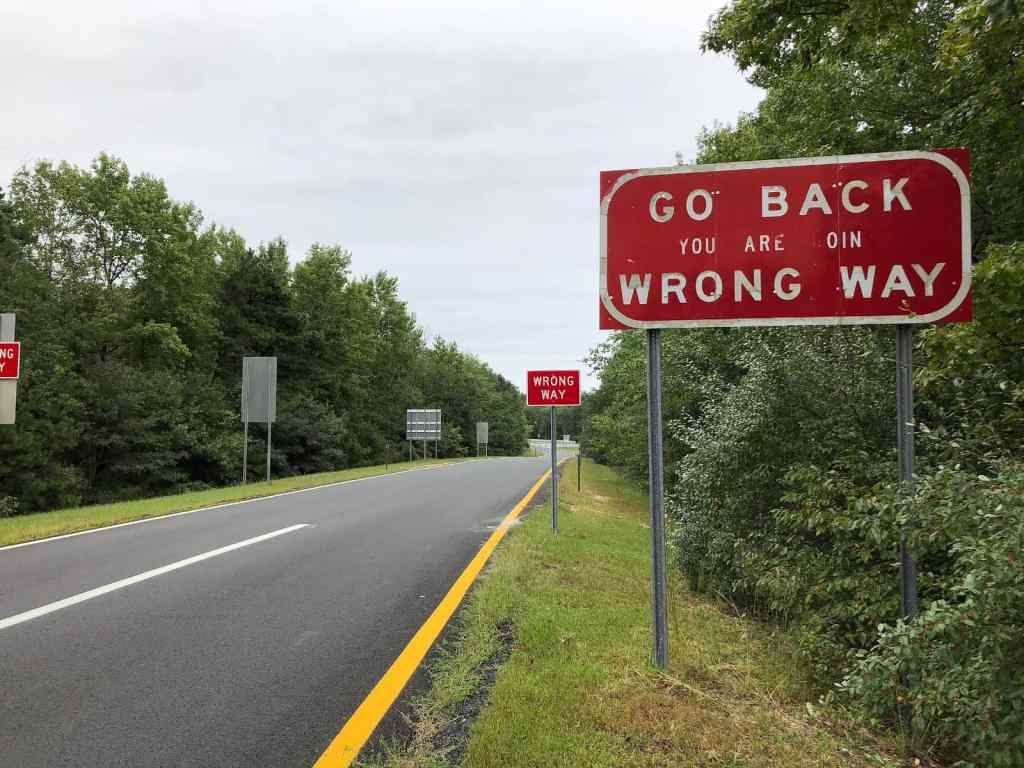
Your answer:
[897,325,918,620]
[647,329,668,668]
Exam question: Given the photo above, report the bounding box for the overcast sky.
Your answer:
[1,0,760,390]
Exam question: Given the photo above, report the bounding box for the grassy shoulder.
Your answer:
[0,458,465,547]
[362,460,906,768]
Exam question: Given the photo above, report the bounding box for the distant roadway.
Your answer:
[0,455,554,767]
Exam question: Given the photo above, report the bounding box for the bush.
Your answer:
[667,324,893,603]
[734,453,902,675]
[839,465,1024,766]
[0,495,18,517]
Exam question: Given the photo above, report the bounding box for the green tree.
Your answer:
[701,0,1024,246]
[1,154,536,512]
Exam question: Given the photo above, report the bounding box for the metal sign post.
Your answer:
[550,406,557,532]
[647,329,669,668]
[0,314,17,425]
[266,366,273,482]
[896,325,918,620]
[242,386,248,484]
[896,324,918,733]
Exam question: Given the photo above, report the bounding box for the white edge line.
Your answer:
[0,524,310,632]
[0,461,474,553]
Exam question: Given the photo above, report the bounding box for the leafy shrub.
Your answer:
[0,495,18,517]
[839,465,1024,766]
[734,453,902,675]
[668,324,893,602]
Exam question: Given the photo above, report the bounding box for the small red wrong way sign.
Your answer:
[0,342,20,380]
[527,370,581,407]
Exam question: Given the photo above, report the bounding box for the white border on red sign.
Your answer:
[599,150,972,329]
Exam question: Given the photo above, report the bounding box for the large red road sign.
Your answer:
[0,342,20,379]
[527,370,581,407]
[600,150,971,330]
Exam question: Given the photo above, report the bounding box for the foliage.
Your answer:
[0,155,530,513]
[839,465,1024,766]
[701,0,1024,248]
[418,338,529,457]
[667,326,893,606]
[584,329,711,485]
[0,496,18,518]
[526,399,585,441]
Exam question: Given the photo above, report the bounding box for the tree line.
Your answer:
[583,2,1023,765]
[526,403,585,441]
[0,155,529,514]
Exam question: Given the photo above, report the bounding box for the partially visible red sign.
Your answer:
[600,149,972,329]
[0,342,20,379]
[527,370,581,407]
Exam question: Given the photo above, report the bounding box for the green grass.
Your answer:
[360,461,905,768]
[0,459,465,547]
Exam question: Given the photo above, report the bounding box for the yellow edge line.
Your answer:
[312,467,554,768]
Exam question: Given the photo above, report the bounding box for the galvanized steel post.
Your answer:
[896,325,918,620]
[241,379,248,485]
[0,314,16,425]
[265,368,272,483]
[647,329,669,668]
[550,406,557,532]
[242,420,248,484]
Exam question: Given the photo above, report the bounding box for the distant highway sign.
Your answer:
[242,357,277,423]
[407,409,442,440]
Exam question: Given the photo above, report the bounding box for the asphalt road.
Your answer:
[0,455,554,767]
